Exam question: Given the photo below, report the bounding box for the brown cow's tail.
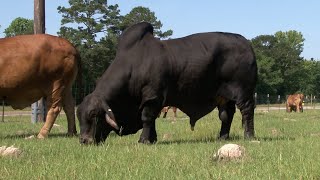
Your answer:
[75,52,84,105]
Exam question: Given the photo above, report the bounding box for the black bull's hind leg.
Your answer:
[237,97,255,139]
[218,101,236,140]
[138,100,161,144]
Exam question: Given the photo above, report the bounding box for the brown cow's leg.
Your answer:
[63,89,77,136]
[296,102,301,112]
[37,99,62,139]
[162,107,168,118]
[172,107,177,122]
[300,104,303,112]
[37,83,63,139]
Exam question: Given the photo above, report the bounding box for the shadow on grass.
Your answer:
[257,136,296,141]
[1,131,119,141]
[0,132,77,140]
[157,134,296,145]
[158,137,216,145]
[158,135,245,145]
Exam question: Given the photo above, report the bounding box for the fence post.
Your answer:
[267,94,270,112]
[278,95,281,111]
[311,94,313,108]
[2,98,4,122]
[31,101,38,123]
[254,93,257,108]
[32,0,46,123]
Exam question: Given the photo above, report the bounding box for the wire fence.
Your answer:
[254,93,319,111]
[72,83,96,105]
[72,83,320,111]
[2,82,320,119]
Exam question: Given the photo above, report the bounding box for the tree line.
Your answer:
[1,0,318,98]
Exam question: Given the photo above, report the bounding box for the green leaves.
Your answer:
[57,1,173,85]
[57,0,121,83]
[251,30,318,96]
[4,17,34,37]
[275,30,304,54]
[121,6,173,39]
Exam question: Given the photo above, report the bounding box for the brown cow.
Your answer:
[286,94,304,112]
[0,34,81,138]
[159,106,177,121]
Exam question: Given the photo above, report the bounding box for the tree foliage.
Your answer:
[120,6,173,39]
[4,17,34,37]
[251,30,316,96]
[58,1,173,83]
[58,0,122,82]
[251,35,283,94]
[4,2,319,99]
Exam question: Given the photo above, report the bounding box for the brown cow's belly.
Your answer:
[0,87,45,109]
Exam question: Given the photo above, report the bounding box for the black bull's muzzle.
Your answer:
[80,117,124,145]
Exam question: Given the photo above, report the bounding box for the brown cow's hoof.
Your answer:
[37,133,47,139]
[38,128,49,139]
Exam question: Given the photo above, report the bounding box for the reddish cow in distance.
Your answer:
[0,34,81,138]
[286,93,304,112]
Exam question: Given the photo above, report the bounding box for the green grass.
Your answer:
[1,110,320,179]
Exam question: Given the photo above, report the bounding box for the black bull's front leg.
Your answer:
[138,100,161,144]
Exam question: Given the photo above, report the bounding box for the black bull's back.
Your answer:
[160,33,257,120]
[78,22,257,144]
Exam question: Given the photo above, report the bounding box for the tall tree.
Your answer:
[251,35,283,94]
[121,6,173,39]
[275,30,304,54]
[4,17,34,37]
[298,60,319,95]
[58,1,173,83]
[58,0,122,82]
[273,30,304,94]
[251,30,305,96]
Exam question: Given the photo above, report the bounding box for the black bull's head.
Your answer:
[77,94,121,145]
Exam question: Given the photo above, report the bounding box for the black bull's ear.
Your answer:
[101,102,119,130]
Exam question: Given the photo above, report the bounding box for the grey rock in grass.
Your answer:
[0,145,22,157]
[213,144,245,161]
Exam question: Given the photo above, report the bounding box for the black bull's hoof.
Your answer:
[138,137,157,144]
[218,134,230,140]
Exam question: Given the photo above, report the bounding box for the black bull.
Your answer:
[77,22,257,144]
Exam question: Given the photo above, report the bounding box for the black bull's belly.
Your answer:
[77,22,257,144]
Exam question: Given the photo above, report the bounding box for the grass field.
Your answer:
[1,109,320,179]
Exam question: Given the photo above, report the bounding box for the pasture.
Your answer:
[1,108,320,179]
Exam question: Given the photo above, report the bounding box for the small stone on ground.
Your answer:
[213,143,245,161]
